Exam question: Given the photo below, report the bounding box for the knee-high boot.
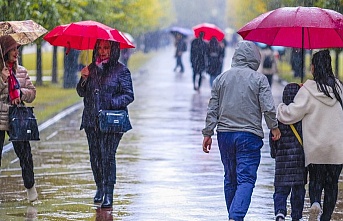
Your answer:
[101,185,114,208]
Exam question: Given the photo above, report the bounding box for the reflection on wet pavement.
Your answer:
[0,46,342,221]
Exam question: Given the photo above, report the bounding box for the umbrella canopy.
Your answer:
[169,26,193,38]
[237,6,343,82]
[237,6,343,49]
[193,23,225,41]
[0,20,47,45]
[43,20,135,50]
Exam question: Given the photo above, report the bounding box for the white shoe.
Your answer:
[275,212,285,221]
[309,202,322,221]
[27,185,38,202]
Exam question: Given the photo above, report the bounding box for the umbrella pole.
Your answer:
[301,27,304,83]
[0,45,6,68]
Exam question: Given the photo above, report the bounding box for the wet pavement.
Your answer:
[1,46,343,221]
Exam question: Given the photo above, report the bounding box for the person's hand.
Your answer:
[80,66,90,79]
[1,67,9,82]
[11,97,21,105]
[202,136,212,153]
[271,128,281,141]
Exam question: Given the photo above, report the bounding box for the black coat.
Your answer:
[190,38,207,72]
[270,121,307,187]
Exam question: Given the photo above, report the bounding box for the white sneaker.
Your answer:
[275,212,285,221]
[27,185,38,202]
[309,202,322,221]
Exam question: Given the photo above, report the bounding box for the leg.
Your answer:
[101,132,123,208]
[290,185,306,220]
[179,55,184,73]
[217,132,237,218]
[12,141,35,189]
[308,164,324,205]
[198,71,203,89]
[321,164,343,221]
[274,186,291,217]
[85,127,104,202]
[229,132,263,221]
[192,70,198,90]
[0,130,5,166]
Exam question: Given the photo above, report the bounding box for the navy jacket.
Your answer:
[76,62,134,129]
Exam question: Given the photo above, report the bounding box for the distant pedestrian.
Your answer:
[190,31,207,90]
[0,35,38,202]
[270,83,306,221]
[290,48,303,78]
[260,45,277,87]
[173,33,187,73]
[202,40,281,221]
[76,39,134,208]
[277,50,343,221]
[207,37,223,87]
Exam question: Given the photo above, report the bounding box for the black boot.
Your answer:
[93,189,104,204]
[101,185,114,208]
[101,193,113,208]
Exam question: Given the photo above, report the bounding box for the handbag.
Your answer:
[98,109,132,133]
[8,105,40,141]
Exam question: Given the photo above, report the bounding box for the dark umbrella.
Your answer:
[169,26,193,38]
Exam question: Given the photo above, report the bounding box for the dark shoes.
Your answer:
[101,193,113,208]
[94,189,104,204]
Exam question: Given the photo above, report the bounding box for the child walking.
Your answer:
[270,83,307,221]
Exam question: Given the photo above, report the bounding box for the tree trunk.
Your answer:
[63,48,79,88]
[335,50,339,78]
[36,43,43,86]
[52,46,58,83]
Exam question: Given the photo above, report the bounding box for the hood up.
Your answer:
[231,40,261,71]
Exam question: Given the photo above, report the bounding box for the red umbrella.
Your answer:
[43,20,135,50]
[237,6,343,81]
[193,23,225,41]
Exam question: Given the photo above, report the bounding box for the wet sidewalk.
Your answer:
[1,46,342,221]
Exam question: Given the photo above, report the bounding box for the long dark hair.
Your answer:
[92,40,120,71]
[312,50,343,108]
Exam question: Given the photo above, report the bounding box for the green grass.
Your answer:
[20,49,154,124]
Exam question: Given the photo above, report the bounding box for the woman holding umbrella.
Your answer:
[0,35,38,202]
[277,50,343,220]
[76,39,134,208]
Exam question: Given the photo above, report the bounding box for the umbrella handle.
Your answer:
[0,45,6,68]
[65,41,71,55]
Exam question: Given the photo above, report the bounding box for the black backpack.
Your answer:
[263,55,273,69]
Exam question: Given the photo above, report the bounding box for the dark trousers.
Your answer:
[192,70,203,90]
[0,130,35,189]
[85,127,123,193]
[174,55,184,72]
[308,164,343,221]
[273,185,305,219]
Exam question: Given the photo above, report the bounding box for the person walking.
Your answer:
[270,83,306,221]
[202,40,281,221]
[190,31,207,91]
[0,35,38,202]
[76,39,134,208]
[290,48,303,78]
[260,45,277,87]
[173,33,187,73]
[277,50,343,221]
[207,37,223,87]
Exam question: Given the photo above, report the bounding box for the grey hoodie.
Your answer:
[202,41,278,138]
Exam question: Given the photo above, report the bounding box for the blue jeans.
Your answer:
[217,131,263,221]
[273,185,305,219]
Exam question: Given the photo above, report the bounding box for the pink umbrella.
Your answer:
[193,23,225,41]
[43,20,135,51]
[237,6,343,81]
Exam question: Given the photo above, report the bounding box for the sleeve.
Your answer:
[19,70,36,103]
[202,79,220,137]
[277,87,309,124]
[76,77,87,97]
[259,76,278,129]
[111,68,134,109]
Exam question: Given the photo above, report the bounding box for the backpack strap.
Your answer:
[290,124,303,146]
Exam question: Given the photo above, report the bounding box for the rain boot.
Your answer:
[93,185,104,204]
[101,185,113,208]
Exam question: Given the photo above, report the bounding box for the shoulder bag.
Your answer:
[98,109,132,133]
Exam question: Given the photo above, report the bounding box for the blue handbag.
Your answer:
[98,110,132,133]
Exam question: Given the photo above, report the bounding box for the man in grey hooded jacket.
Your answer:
[202,40,281,221]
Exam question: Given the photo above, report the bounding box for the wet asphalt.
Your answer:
[0,46,342,221]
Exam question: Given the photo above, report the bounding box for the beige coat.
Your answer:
[0,65,36,131]
[277,79,343,166]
